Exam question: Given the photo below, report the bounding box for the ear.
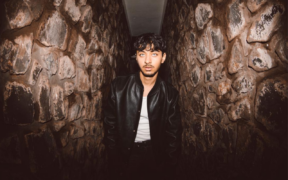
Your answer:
[161,53,166,63]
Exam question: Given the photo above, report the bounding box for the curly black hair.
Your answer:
[133,33,166,54]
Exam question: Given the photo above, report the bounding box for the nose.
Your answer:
[144,55,152,64]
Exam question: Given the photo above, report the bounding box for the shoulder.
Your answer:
[160,80,179,100]
[111,74,135,88]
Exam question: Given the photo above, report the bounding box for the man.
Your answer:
[103,33,182,180]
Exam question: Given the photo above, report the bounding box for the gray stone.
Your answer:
[228,39,244,74]
[23,0,44,20]
[69,94,83,121]
[205,61,216,82]
[195,3,213,30]
[38,76,51,123]
[255,74,287,135]
[206,93,219,109]
[248,44,278,72]
[28,60,42,85]
[64,0,81,22]
[11,33,33,74]
[232,73,255,94]
[0,39,17,72]
[76,0,87,6]
[82,94,92,120]
[24,127,61,175]
[192,87,206,116]
[84,52,95,68]
[76,68,90,92]
[51,86,65,120]
[91,68,104,93]
[247,0,268,13]
[68,32,86,62]
[58,56,76,80]
[275,37,288,63]
[216,79,237,104]
[3,82,34,125]
[228,97,251,121]
[43,52,58,76]
[190,64,201,87]
[187,49,196,65]
[247,4,285,43]
[215,62,226,80]
[179,61,191,82]
[53,121,65,132]
[184,31,196,49]
[196,34,209,64]
[206,25,225,60]
[90,23,102,42]
[37,11,68,50]
[0,135,21,164]
[88,39,100,52]
[226,0,250,41]
[53,0,62,6]
[80,5,92,33]
[208,108,230,127]
[64,82,74,96]
[5,0,33,29]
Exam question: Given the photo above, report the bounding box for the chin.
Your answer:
[141,70,158,77]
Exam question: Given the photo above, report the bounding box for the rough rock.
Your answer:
[196,33,209,64]
[187,49,196,65]
[68,32,86,62]
[80,5,93,33]
[43,52,58,76]
[70,122,85,139]
[232,73,255,94]
[76,68,89,92]
[82,94,92,120]
[24,127,61,175]
[3,82,34,125]
[53,0,62,6]
[58,56,76,80]
[215,62,226,81]
[23,0,44,20]
[208,108,229,127]
[38,76,51,123]
[84,52,95,68]
[184,31,196,49]
[88,39,100,52]
[247,0,268,13]
[216,79,237,104]
[50,86,65,120]
[0,135,21,164]
[11,33,33,74]
[64,82,74,96]
[90,23,102,42]
[206,93,219,109]
[228,97,251,121]
[228,39,244,74]
[5,0,33,29]
[226,0,250,41]
[37,11,68,50]
[195,3,213,30]
[248,44,278,72]
[247,4,285,43]
[28,60,42,85]
[64,0,81,22]
[91,68,104,93]
[255,74,287,135]
[53,121,66,132]
[0,39,17,72]
[190,64,201,87]
[90,92,102,120]
[205,61,216,82]
[69,94,83,121]
[275,37,288,63]
[206,25,225,60]
[60,131,69,147]
[192,87,206,116]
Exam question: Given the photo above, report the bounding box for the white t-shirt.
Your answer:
[135,97,151,142]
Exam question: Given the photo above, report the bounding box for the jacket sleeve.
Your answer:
[165,92,182,166]
[103,80,118,155]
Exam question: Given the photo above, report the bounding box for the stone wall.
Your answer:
[162,0,287,179]
[0,0,131,179]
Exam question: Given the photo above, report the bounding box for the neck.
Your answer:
[139,71,158,87]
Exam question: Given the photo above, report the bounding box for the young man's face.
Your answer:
[136,44,166,77]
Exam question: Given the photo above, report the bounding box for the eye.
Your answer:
[139,53,145,57]
[152,53,157,56]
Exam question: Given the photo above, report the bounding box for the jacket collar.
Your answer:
[134,71,162,96]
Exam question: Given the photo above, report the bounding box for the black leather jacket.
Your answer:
[103,71,182,166]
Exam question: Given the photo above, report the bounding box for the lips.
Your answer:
[144,66,153,71]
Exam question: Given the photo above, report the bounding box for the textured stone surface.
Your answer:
[11,33,33,74]
[208,108,229,127]
[38,76,51,123]
[206,93,219,109]
[215,62,225,81]
[64,0,81,22]
[255,74,287,134]
[68,32,86,62]
[196,33,209,64]
[53,121,65,132]
[64,82,74,96]
[195,3,213,30]
[205,61,216,83]
[25,128,61,175]
[247,0,268,13]
[69,94,83,121]
[206,25,225,60]
[232,73,255,94]
[226,0,250,41]
[90,23,102,42]
[70,122,85,139]
[53,0,62,6]
[28,60,42,85]
[190,64,201,87]
[5,0,33,29]
[0,135,21,164]
[43,52,58,76]
[91,68,104,93]
[91,93,102,120]
[58,56,76,79]
[247,4,285,43]
[38,11,68,50]
[3,82,34,125]
[23,0,44,20]
[192,87,206,116]
[76,68,89,92]
[80,5,93,33]
[228,97,251,121]
[184,31,196,49]
[228,39,244,74]
[275,37,288,63]
[216,79,237,104]
[51,86,65,120]
[248,44,278,72]
[0,39,17,72]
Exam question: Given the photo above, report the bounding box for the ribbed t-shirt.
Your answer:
[135,97,151,142]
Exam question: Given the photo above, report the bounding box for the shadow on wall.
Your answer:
[161,0,287,180]
[0,0,131,179]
